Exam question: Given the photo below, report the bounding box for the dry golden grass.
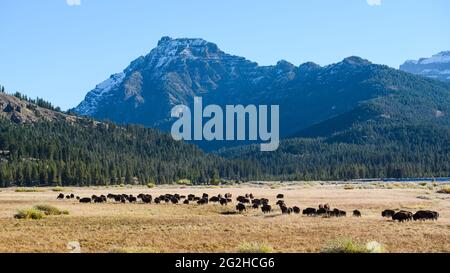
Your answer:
[0,182,449,253]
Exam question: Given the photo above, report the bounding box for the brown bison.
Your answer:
[236,203,246,213]
[261,204,272,214]
[413,210,439,221]
[303,208,317,216]
[79,198,92,203]
[392,211,413,222]
[382,209,396,218]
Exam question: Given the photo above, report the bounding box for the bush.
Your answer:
[176,179,192,186]
[34,205,69,216]
[14,208,45,220]
[147,182,156,188]
[236,242,274,253]
[15,188,43,193]
[344,185,355,190]
[51,187,65,192]
[321,239,385,253]
[437,186,450,194]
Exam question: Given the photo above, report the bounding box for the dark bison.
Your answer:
[79,198,92,203]
[57,193,65,200]
[317,208,329,216]
[276,200,285,206]
[303,208,317,216]
[236,203,246,213]
[293,206,301,214]
[183,200,189,205]
[392,211,413,222]
[353,210,362,217]
[382,209,396,218]
[220,198,228,206]
[319,204,331,210]
[276,194,284,199]
[209,196,220,203]
[188,194,196,201]
[237,196,250,203]
[261,204,272,214]
[94,196,106,203]
[413,210,439,221]
[225,193,232,199]
[197,198,208,205]
[141,195,152,204]
[332,209,346,217]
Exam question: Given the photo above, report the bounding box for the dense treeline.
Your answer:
[0,119,257,187]
[219,122,450,181]
[1,117,450,187]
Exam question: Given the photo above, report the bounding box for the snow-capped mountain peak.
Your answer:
[400,51,450,82]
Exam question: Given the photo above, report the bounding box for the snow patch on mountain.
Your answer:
[75,72,125,115]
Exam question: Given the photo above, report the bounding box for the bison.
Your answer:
[236,203,246,213]
[293,206,301,214]
[57,193,65,200]
[261,204,272,214]
[413,210,439,221]
[303,208,317,216]
[317,208,329,216]
[276,194,284,199]
[220,198,228,206]
[353,210,362,217]
[382,209,396,218]
[392,211,413,222]
[79,198,92,203]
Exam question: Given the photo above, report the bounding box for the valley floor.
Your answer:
[0,182,449,253]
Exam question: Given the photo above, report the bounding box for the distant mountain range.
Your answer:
[400,51,450,82]
[73,37,450,151]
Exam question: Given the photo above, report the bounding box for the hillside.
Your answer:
[0,91,251,187]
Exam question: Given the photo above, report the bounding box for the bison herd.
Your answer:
[57,192,440,223]
[382,209,439,222]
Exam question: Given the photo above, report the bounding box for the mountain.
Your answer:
[400,51,450,82]
[73,37,450,151]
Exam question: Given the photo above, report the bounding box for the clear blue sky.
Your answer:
[1,0,449,110]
